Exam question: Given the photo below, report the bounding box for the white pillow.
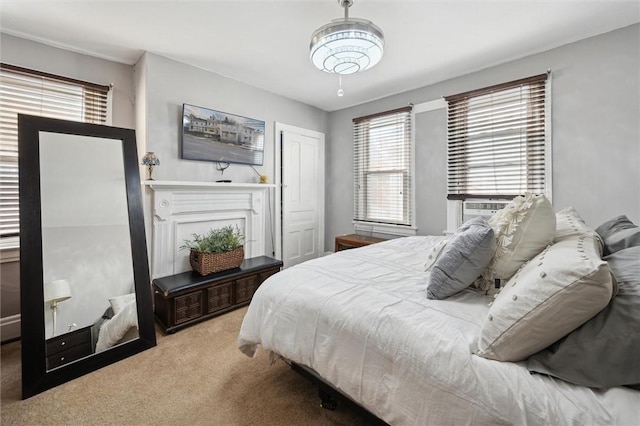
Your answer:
[554,206,600,243]
[109,292,136,315]
[475,233,616,362]
[475,193,555,293]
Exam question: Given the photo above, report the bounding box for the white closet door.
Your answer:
[281,128,324,268]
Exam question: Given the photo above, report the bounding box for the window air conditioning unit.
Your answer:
[461,200,511,223]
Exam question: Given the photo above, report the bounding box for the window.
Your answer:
[0,63,110,242]
[353,106,413,228]
[445,73,550,200]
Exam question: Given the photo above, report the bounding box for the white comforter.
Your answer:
[238,236,640,425]
[95,299,138,353]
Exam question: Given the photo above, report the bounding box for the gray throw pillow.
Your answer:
[527,245,640,389]
[595,215,640,255]
[426,217,495,300]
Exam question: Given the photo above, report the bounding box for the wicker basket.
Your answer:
[189,246,244,276]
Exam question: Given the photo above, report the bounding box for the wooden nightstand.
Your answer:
[46,325,93,369]
[335,234,386,252]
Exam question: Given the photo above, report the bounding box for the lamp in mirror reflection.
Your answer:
[141,152,160,180]
[44,279,72,337]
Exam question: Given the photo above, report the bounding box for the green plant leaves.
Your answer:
[179,225,244,253]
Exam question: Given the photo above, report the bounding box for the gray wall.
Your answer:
[325,24,640,248]
[136,52,328,184]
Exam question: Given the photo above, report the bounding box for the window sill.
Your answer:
[0,239,19,262]
[1,237,19,263]
[353,221,417,238]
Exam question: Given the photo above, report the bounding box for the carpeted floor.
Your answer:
[1,307,370,425]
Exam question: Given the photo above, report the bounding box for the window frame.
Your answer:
[0,63,111,249]
[353,106,416,236]
[444,73,552,201]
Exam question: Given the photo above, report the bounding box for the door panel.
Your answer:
[282,130,322,268]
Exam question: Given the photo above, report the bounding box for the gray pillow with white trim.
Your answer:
[426,217,495,300]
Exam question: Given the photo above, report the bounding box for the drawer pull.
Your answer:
[60,357,65,361]
[60,341,66,346]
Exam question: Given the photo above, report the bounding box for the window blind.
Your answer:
[353,106,413,226]
[0,63,110,239]
[445,73,549,200]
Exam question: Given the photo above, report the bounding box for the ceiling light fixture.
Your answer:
[310,0,384,75]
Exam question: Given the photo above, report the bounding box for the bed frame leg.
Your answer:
[319,387,338,410]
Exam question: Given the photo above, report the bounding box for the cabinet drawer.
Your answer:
[46,343,92,369]
[46,327,91,356]
[175,292,203,324]
[207,282,233,313]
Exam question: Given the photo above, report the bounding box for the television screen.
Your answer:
[181,103,265,166]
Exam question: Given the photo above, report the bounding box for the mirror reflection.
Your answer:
[39,132,138,370]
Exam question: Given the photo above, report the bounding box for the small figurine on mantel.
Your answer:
[215,161,231,182]
[250,165,268,184]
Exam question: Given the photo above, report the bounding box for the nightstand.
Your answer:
[46,325,93,369]
[335,233,386,252]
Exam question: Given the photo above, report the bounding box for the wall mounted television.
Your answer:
[181,103,265,166]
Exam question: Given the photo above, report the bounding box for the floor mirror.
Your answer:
[19,114,156,399]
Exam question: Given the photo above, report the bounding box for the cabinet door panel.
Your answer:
[236,276,260,304]
[260,268,280,283]
[175,293,202,324]
[207,283,233,313]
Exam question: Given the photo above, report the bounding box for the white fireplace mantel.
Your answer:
[144,180,276,190]
[144,180,275,279]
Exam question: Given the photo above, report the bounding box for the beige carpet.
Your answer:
[1,307,369,425]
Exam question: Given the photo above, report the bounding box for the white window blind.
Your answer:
[0,63,110,239]
[353,106,413,226]
[445,73,549,200]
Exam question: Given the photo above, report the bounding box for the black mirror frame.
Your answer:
[18,114,156,399]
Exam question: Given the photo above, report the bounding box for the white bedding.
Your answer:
[95,299,138,353]
[238,236,640,425]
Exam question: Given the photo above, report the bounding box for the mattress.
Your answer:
[238,236,640,425]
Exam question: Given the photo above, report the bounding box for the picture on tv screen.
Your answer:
[181,103,265,166]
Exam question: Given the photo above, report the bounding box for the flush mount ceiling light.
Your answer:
[310,0,384,75]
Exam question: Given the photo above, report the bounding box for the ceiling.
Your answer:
[1,1,639,112]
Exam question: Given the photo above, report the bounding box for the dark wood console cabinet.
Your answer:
[152,256,283,333]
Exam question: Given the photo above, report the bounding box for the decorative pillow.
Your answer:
[595,215,640,255]
[475,193,555,293]
[554,206,599,242]
[426,217,495,300]
[109,293,136,315]
[527,246,640,388]
[423,239,449,271]
[475,233,616,362]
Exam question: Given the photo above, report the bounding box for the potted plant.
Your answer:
[180,225,245,275]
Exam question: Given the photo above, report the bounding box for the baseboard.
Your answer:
[1,314,21,342]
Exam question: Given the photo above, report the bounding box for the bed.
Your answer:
[238,196,640,425]
[91,294,139,353]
